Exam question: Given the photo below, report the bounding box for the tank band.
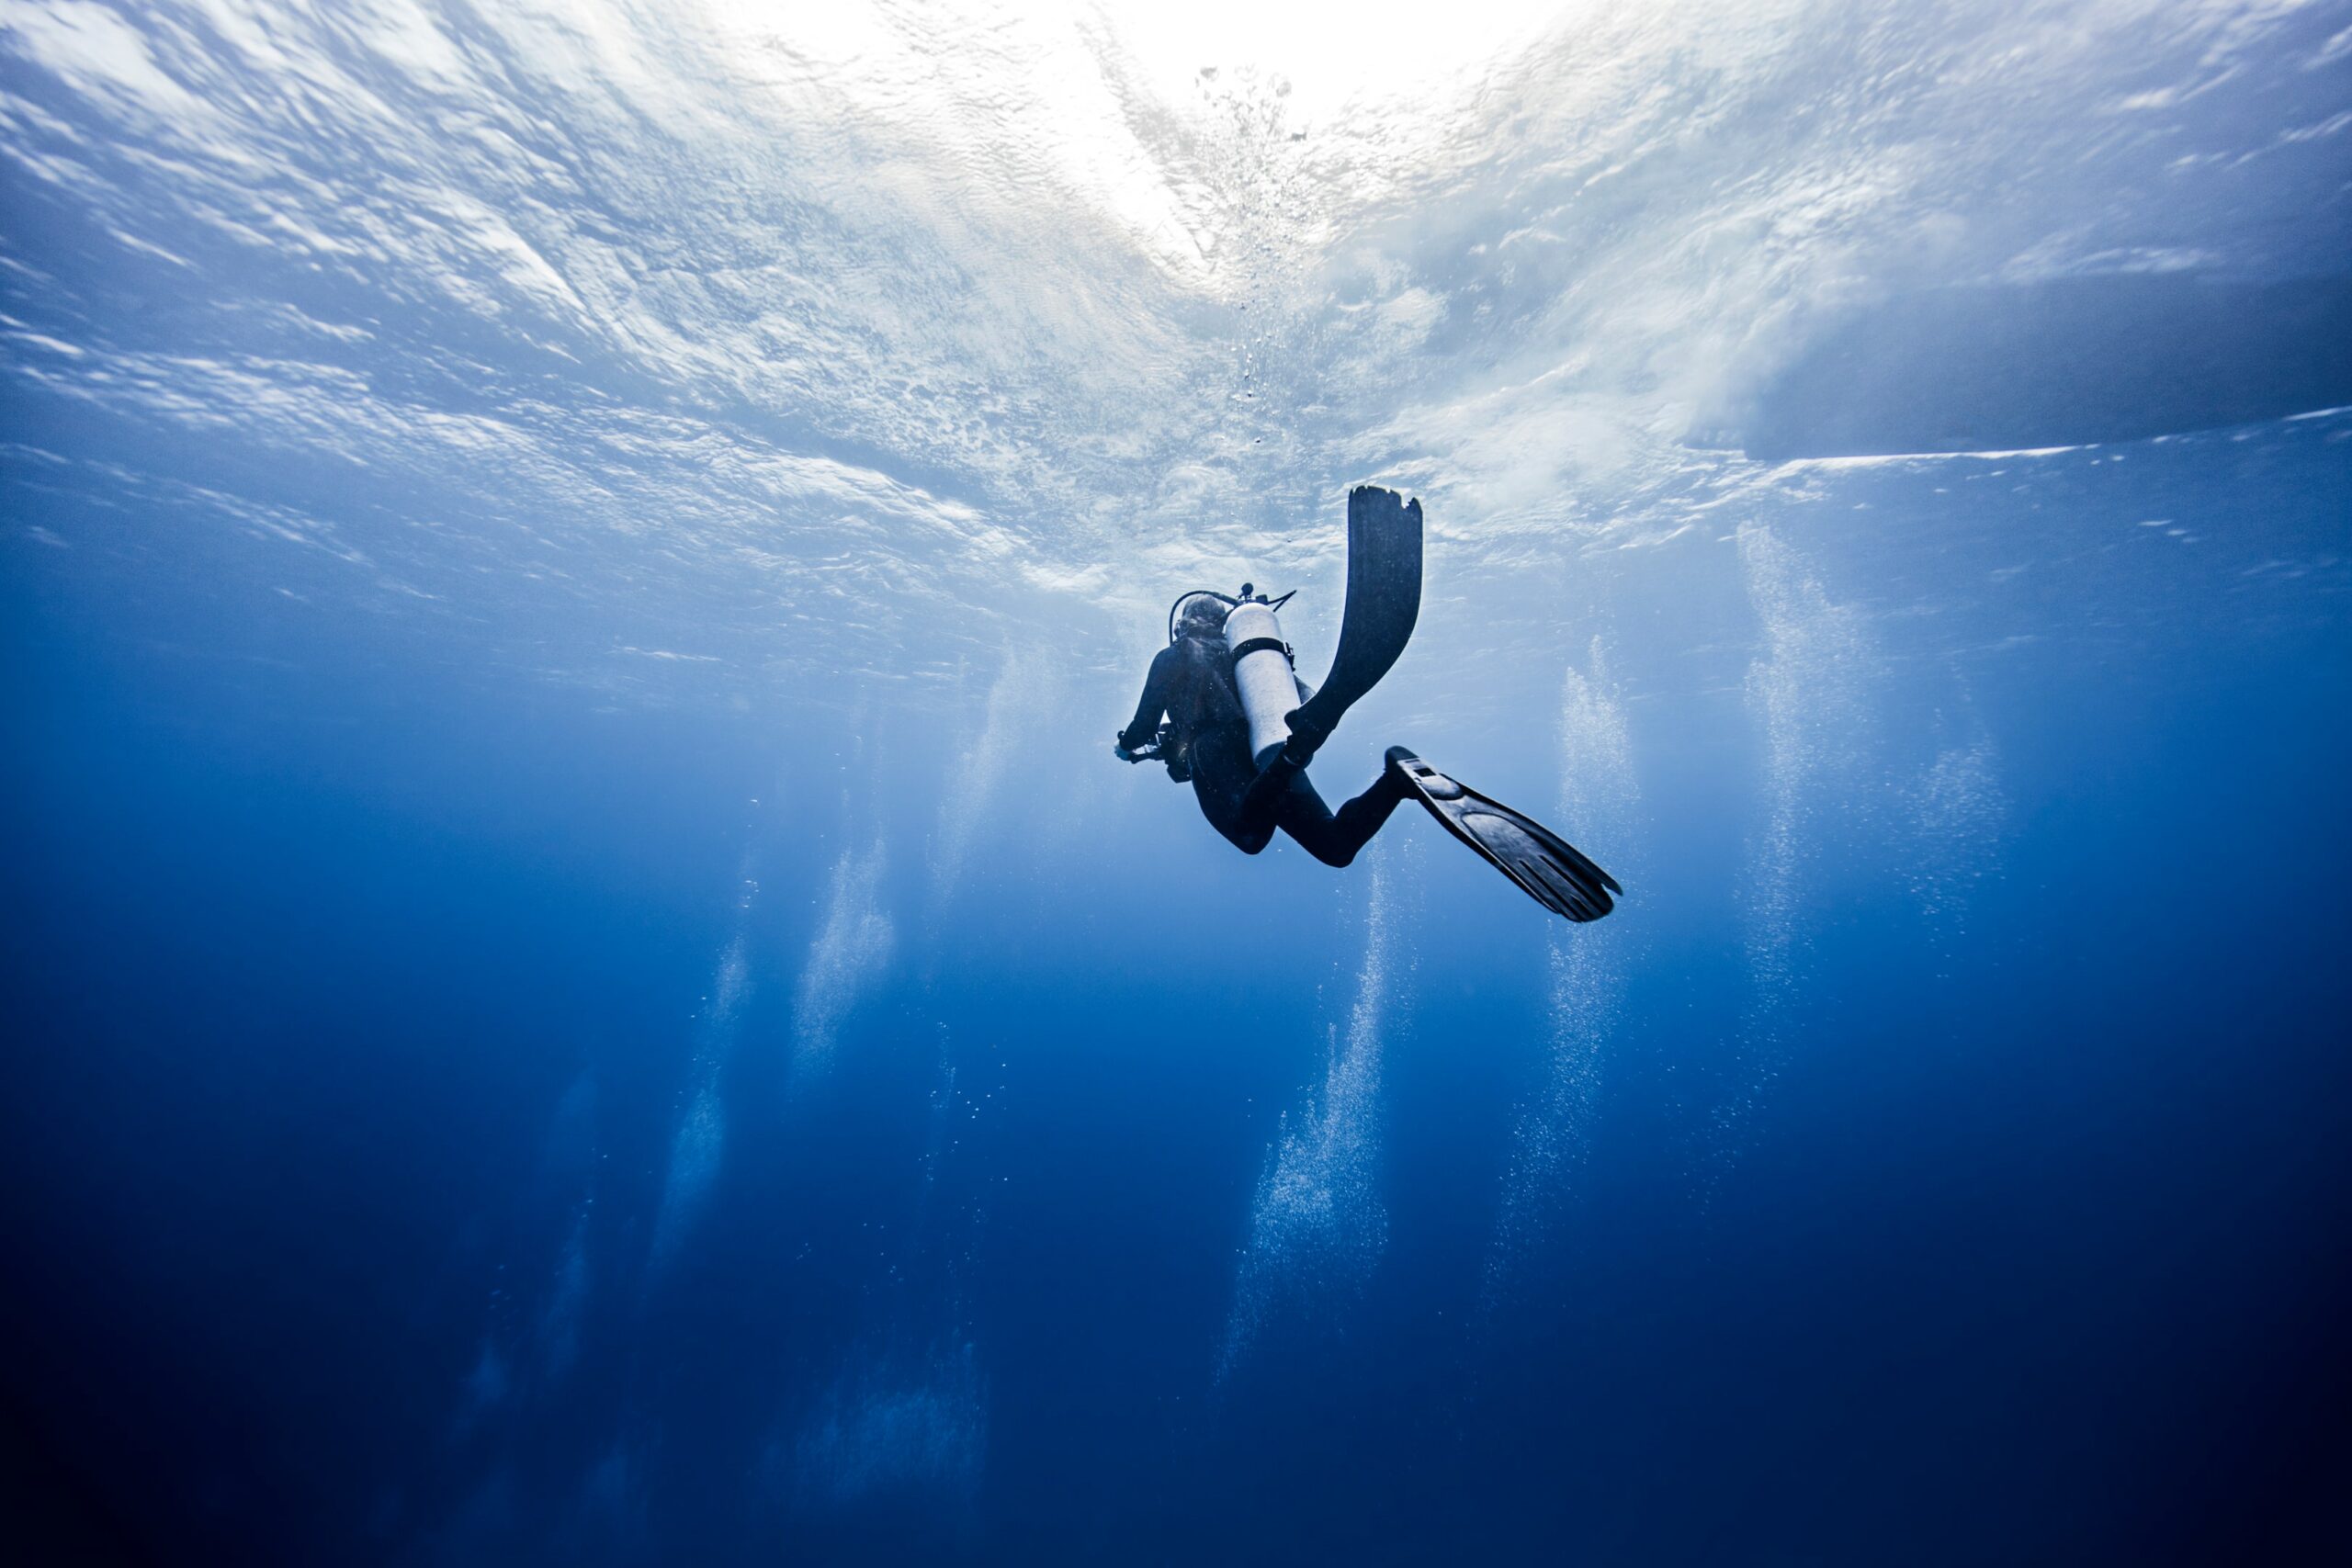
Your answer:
[1229,635,1291,665]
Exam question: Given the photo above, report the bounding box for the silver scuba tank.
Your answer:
[1222,597,1295,767]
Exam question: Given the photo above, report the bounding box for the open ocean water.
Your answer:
[4,3,2348,1562]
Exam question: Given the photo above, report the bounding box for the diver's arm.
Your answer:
[1115,645,1181,757]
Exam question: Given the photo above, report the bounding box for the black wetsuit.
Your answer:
[1119,635,1408,865]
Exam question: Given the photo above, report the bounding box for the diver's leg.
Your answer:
[1234,753,1297,845]
[1203,762,1282,855]
[1273,762,1408,868]
[1200,777,1278,855]
[1329,764,1410,850]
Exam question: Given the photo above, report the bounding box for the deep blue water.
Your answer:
[10,416,2350,1562]
[6,3,2352,1563]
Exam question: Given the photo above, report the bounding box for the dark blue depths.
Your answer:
[6,416,2350,1566]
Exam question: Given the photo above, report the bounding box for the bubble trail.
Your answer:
[933,649,1051,905]
[1217,860,1395,1383]
[791,841,896,1077]
[1479,639,1640,1318]
[649,924,754,1273]
[1710,524,1871,1190]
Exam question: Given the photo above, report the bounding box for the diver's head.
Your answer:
[1176,594,1229,643]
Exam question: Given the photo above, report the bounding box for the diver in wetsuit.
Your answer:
[1114,593,1409,865]
[1111,484,1623,922]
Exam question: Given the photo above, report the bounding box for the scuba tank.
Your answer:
[1169,583,1298,769]
[1223,592,1295,768]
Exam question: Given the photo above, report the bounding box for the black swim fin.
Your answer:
[1282,486,1423,765]
[1387,749,1622,922]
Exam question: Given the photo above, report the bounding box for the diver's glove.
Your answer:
[1114,736,1143,763]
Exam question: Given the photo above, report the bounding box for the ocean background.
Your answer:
[4,3,2347,1562]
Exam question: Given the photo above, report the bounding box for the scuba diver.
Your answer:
[1114,486,1621,922]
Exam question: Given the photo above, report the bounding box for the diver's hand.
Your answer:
[1114,739,1142,763]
